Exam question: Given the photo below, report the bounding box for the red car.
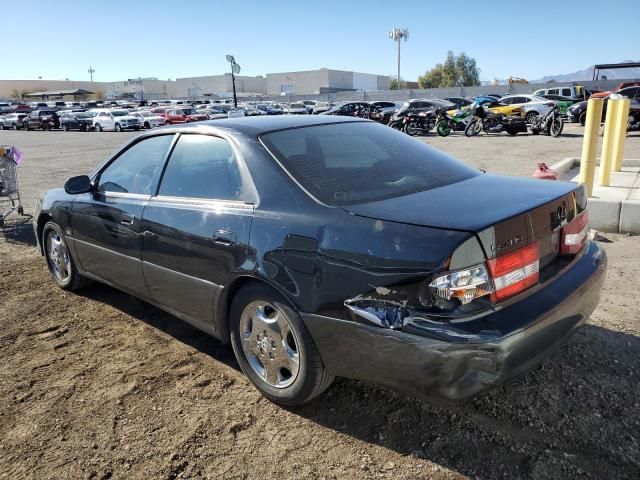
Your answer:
[164,107,208,124]
[590,82,640,99]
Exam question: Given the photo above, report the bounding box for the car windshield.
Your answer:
[112,110,128,117]
[261,122,479,206]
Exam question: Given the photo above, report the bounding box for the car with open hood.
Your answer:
[33,116,606,406]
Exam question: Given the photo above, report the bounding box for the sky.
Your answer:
[3,0,639,83]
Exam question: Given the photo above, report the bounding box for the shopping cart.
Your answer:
[0,146,24,228]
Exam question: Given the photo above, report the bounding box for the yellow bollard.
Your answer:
[598,99,621,186]
[578,98,604,197]
[612,97,631,172]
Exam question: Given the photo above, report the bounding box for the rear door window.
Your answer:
[158,134,247,201]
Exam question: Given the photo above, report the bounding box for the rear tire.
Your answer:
[436,121,451,137]
[229,284,333,406]
[579,111,587,126]
[403,122,419,136]
[550,117,564,137]
[525,111,539,124]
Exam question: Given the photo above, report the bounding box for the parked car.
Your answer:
[284,103,309,115]
[533,86,585,101]
[565,87,640,125]
[589,82,640,99]
[92,109,141,132]
[321,101,372,116]
[34,116,606,406]
[164,107,208,124]
[256,104,284,115]
[539,94,578,115]
[492,95,555,123]
[28,102,49,110]
[199,109,228,120]
[391,99,456,124]
[312,102,334,114]
[60,112,96,131]
[47,101,67,110]
[24,109,60,130]
[0,112,29,130]
[0,102,12,115]
[130,111,165,129]
[444,97,473,109]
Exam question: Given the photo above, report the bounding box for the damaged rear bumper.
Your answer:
[302,241,607,401]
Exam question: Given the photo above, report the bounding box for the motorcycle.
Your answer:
[434,107,471,137]
[403,108,436,136]
[464,105,527,137]
[530,103,563,137]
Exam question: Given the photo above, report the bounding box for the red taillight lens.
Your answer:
[487,241,540,302]
[560,211,589,255]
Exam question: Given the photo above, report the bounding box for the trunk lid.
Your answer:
[343,174,586,265]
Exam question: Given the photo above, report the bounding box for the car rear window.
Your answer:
[260,121,479,206]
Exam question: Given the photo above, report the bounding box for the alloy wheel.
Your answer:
[239,300,300,388]
[47,230,71,283]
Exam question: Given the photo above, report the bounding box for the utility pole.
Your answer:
[226,55,241,108]
[88,66,95,82]
[388,28,409,88]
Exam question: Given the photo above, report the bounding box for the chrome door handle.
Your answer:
[120,214,134,226]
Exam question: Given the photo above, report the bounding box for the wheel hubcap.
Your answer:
[239,301,300,388]
[47,231,71,282]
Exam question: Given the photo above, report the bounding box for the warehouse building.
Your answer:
[266,68,390,95]
[0,68,390,101]
[175,74,266,98]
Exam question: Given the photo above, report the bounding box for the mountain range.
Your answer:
[534,60,640,83]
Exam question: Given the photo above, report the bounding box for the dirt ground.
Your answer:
[1,128,639,479]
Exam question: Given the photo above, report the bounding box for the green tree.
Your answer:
[418,51,481,88]
[390,76,405,90]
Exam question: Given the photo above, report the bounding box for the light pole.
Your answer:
[88,66,95,82]
[388,28,409,89]
[226,55,241,108]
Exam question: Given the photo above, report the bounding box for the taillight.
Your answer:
[487,241,540,302]
[560,211,589,255]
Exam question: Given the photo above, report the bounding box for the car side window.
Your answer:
[158,135,246,201]
[561,88,571,97]
[97,135,174,195]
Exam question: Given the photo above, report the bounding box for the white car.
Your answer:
[92,109,141,132]
[130,111,164,129]
[498,94,555,123]
[284,103,308,115]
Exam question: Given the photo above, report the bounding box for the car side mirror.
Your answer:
[64,175,93,195]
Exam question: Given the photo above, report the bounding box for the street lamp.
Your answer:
[388,28,409,89]
[226,54,241,108]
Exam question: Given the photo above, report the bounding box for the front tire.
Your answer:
[230,284,333,406]
[465,120,481,137]
[115,123,122,132]
[95,123,103,132]
[42,221,91,291]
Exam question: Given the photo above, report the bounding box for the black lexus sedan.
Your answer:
[34,116,606,406]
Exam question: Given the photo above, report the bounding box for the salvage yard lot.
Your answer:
[1,127,639,479]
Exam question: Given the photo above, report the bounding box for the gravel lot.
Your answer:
[1,126,639,480]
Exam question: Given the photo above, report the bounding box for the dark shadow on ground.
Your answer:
[0,215,36,246]
[74,282,640,479]
[77,283,239,371]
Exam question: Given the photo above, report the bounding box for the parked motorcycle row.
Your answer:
[348,98,565,138]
